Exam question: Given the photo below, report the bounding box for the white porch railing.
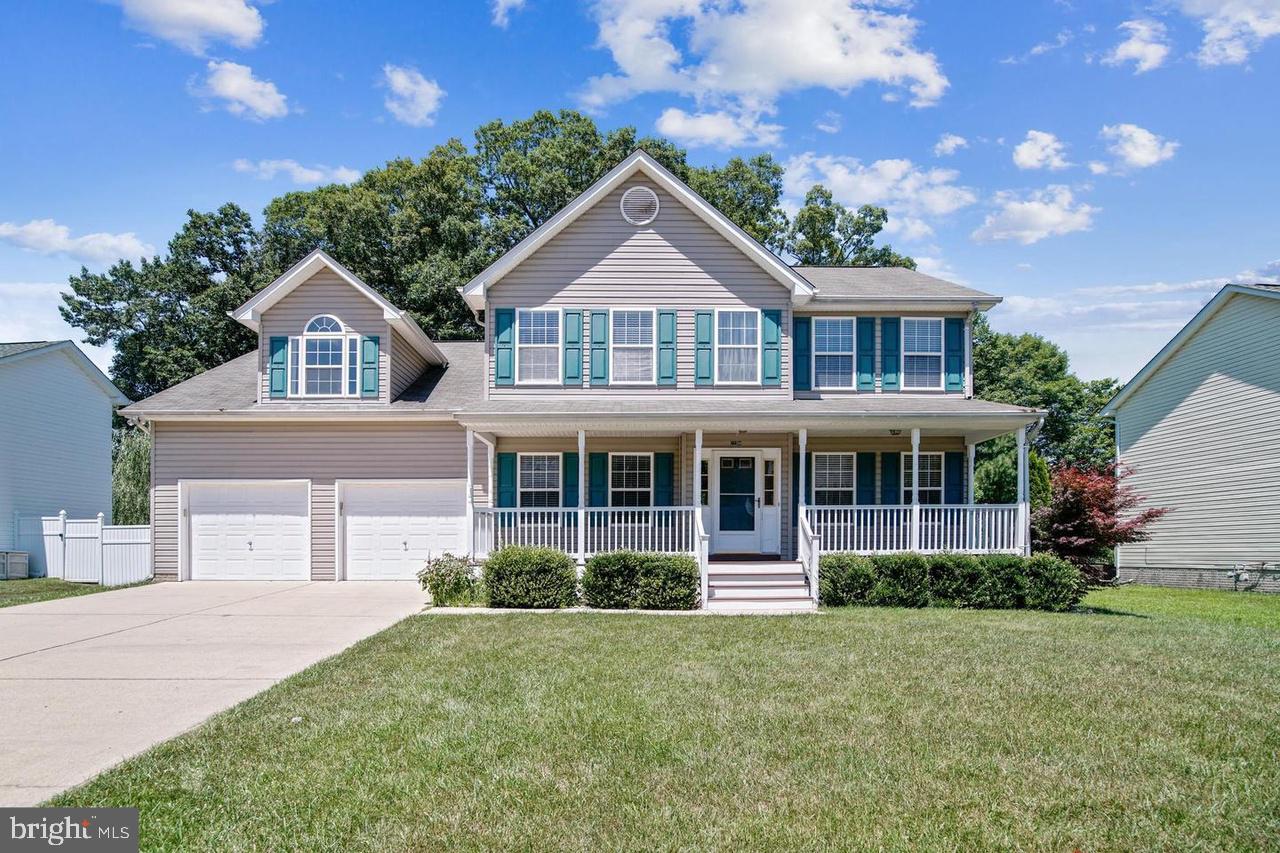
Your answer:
[473,507,700,559]
[695,510,710,606]
[798,510,820,603]
[805,505,1019,555]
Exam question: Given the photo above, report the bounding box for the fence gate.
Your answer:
[41,512,152,586]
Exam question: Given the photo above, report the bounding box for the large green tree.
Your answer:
[785,186,915,268]
[688,154,789,253]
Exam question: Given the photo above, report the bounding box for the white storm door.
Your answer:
[710,452,763,555]
[341,481,466,580]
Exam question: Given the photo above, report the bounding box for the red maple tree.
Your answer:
[1032,465,1167,567]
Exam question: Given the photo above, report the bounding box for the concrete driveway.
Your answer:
[0,581,426,806]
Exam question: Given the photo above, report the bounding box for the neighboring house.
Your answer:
[122,151,1043,610]
[0,341,130,575]
[1102,283,1280,592]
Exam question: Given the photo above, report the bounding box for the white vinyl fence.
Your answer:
[42,511,152,586]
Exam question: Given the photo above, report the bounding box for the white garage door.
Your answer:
[341,481,466,580]
[187,482,310,580]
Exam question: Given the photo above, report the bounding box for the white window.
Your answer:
[292,314,359,398]
[516,309,560,384]
[518,454,561,507]
[716,310,759,384]
[903,453,944,505]
[813,318,855,388]
[902,318,943,390]
[813,453,856,506]
[610,453,653,507]
[610,309,655,384]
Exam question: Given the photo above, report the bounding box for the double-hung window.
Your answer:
[716,310,759,384]
[902,318,943,390]
[813,318,855,388]
[902,453,944,505]
[292,314,359,398]
[813,453,856,505]
[518,454,561,507]
[516,309,560,384]
[610,453,653,507]
[610,310,655,384]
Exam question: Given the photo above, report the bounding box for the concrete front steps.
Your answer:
[705,561,816,613]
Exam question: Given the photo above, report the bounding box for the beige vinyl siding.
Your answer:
[151,421,487,581]
[258,269,391,404]
[795,312,971,396]
[389,328,428,398]
[487,179,791,397]
[1114,292,1280,591]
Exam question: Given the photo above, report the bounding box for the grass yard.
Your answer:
[0,577,144,608]
[52,587,1280,851]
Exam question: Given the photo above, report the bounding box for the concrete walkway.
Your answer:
[0,581,426,806]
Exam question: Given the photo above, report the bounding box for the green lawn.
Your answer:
[0,577,144,608]
[52,587,1280,851]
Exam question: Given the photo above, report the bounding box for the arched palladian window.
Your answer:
[289,314,360,397]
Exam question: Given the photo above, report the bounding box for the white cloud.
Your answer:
[1012,130,1071,170]
[381,64,445,127]
[492,0,527,27]
[1087,161,1110,175]
[0,283,113,372]
[233,159,361,185]
[118,0,263,54]
[814,110,842,134]
[1100,123,1179,169]
[656,107,782,147]
[1001,29,1072,64]
[971,185,1097,245]
[933,133,968,156]
[1078,260,1280,295]
[195,60,289,120]
[1102,19,1171,73]
[580,0,948,144]
[1179,0,1280,65]
[0,219,153,264]
[913,255,967,283]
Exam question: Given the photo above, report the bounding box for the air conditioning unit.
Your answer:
[0,551,30,580]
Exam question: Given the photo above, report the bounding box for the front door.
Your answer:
[708,450,778,555]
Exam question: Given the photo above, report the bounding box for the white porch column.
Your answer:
[910,428,921,551]
[966,442,976,504]
[797,428,808,513]
[465,428,475,557]
[577,429,587,566]
[1015,426,1028,555]
[693,429,703,508]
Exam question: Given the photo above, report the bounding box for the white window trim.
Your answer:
[712,307,763,386]
[292,314,360,399]
[607,307,658,386]
[902,451,945,504]
[901,316,945,392]
[811,452,858,506]
[515,307,563,387]
[608,451,654,507]
[810,316,857,390]
[517,452,563,508]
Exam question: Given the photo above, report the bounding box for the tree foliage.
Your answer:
[1032,465,1167,566]
[785,186,915,268]
[112,427,151,526]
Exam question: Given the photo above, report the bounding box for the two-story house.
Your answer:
[122,151,1043,610]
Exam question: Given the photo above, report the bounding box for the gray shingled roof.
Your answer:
[794,266,997,302]
[0,341,58,359]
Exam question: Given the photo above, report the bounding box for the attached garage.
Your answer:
[183,481,311,580]
[338,480,467,580]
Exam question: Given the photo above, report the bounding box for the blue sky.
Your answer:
[2,0,1278,381]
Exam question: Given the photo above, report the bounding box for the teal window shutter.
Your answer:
[268,336,288,398]
[856,317,876,391]
[563,310,583,385]
[588,453,609,506]
[493,309,515,386]
[880,317,901,391]
[944,317,965,392]
[496,453,517,508]
[562,452,579,508]
[944,451,964,504]
[589,310,609,386]
[657,310,678,386]
[880,452,901,505]
[761,309,782,387]
[360,335,380,398]
[694,311,714,385]
[856,452,877,504]
[654,453,674,505]
[792,316,811,391]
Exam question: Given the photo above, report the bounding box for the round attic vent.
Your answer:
[620,186,660,226]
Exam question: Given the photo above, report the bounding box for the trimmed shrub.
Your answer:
[818,554,875,606]
[582,551,699,610]
[418,553,486,606]
[926,553,983,608]
[868,553,930,607]
[973,554,1029,610]
[483,546,578,609]
[1024,553,1084,612]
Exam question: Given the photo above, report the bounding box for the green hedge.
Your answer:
[819,552,1083,612]
[483,546,579,609]
[582,551,699,610]
[417,553,486,606]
